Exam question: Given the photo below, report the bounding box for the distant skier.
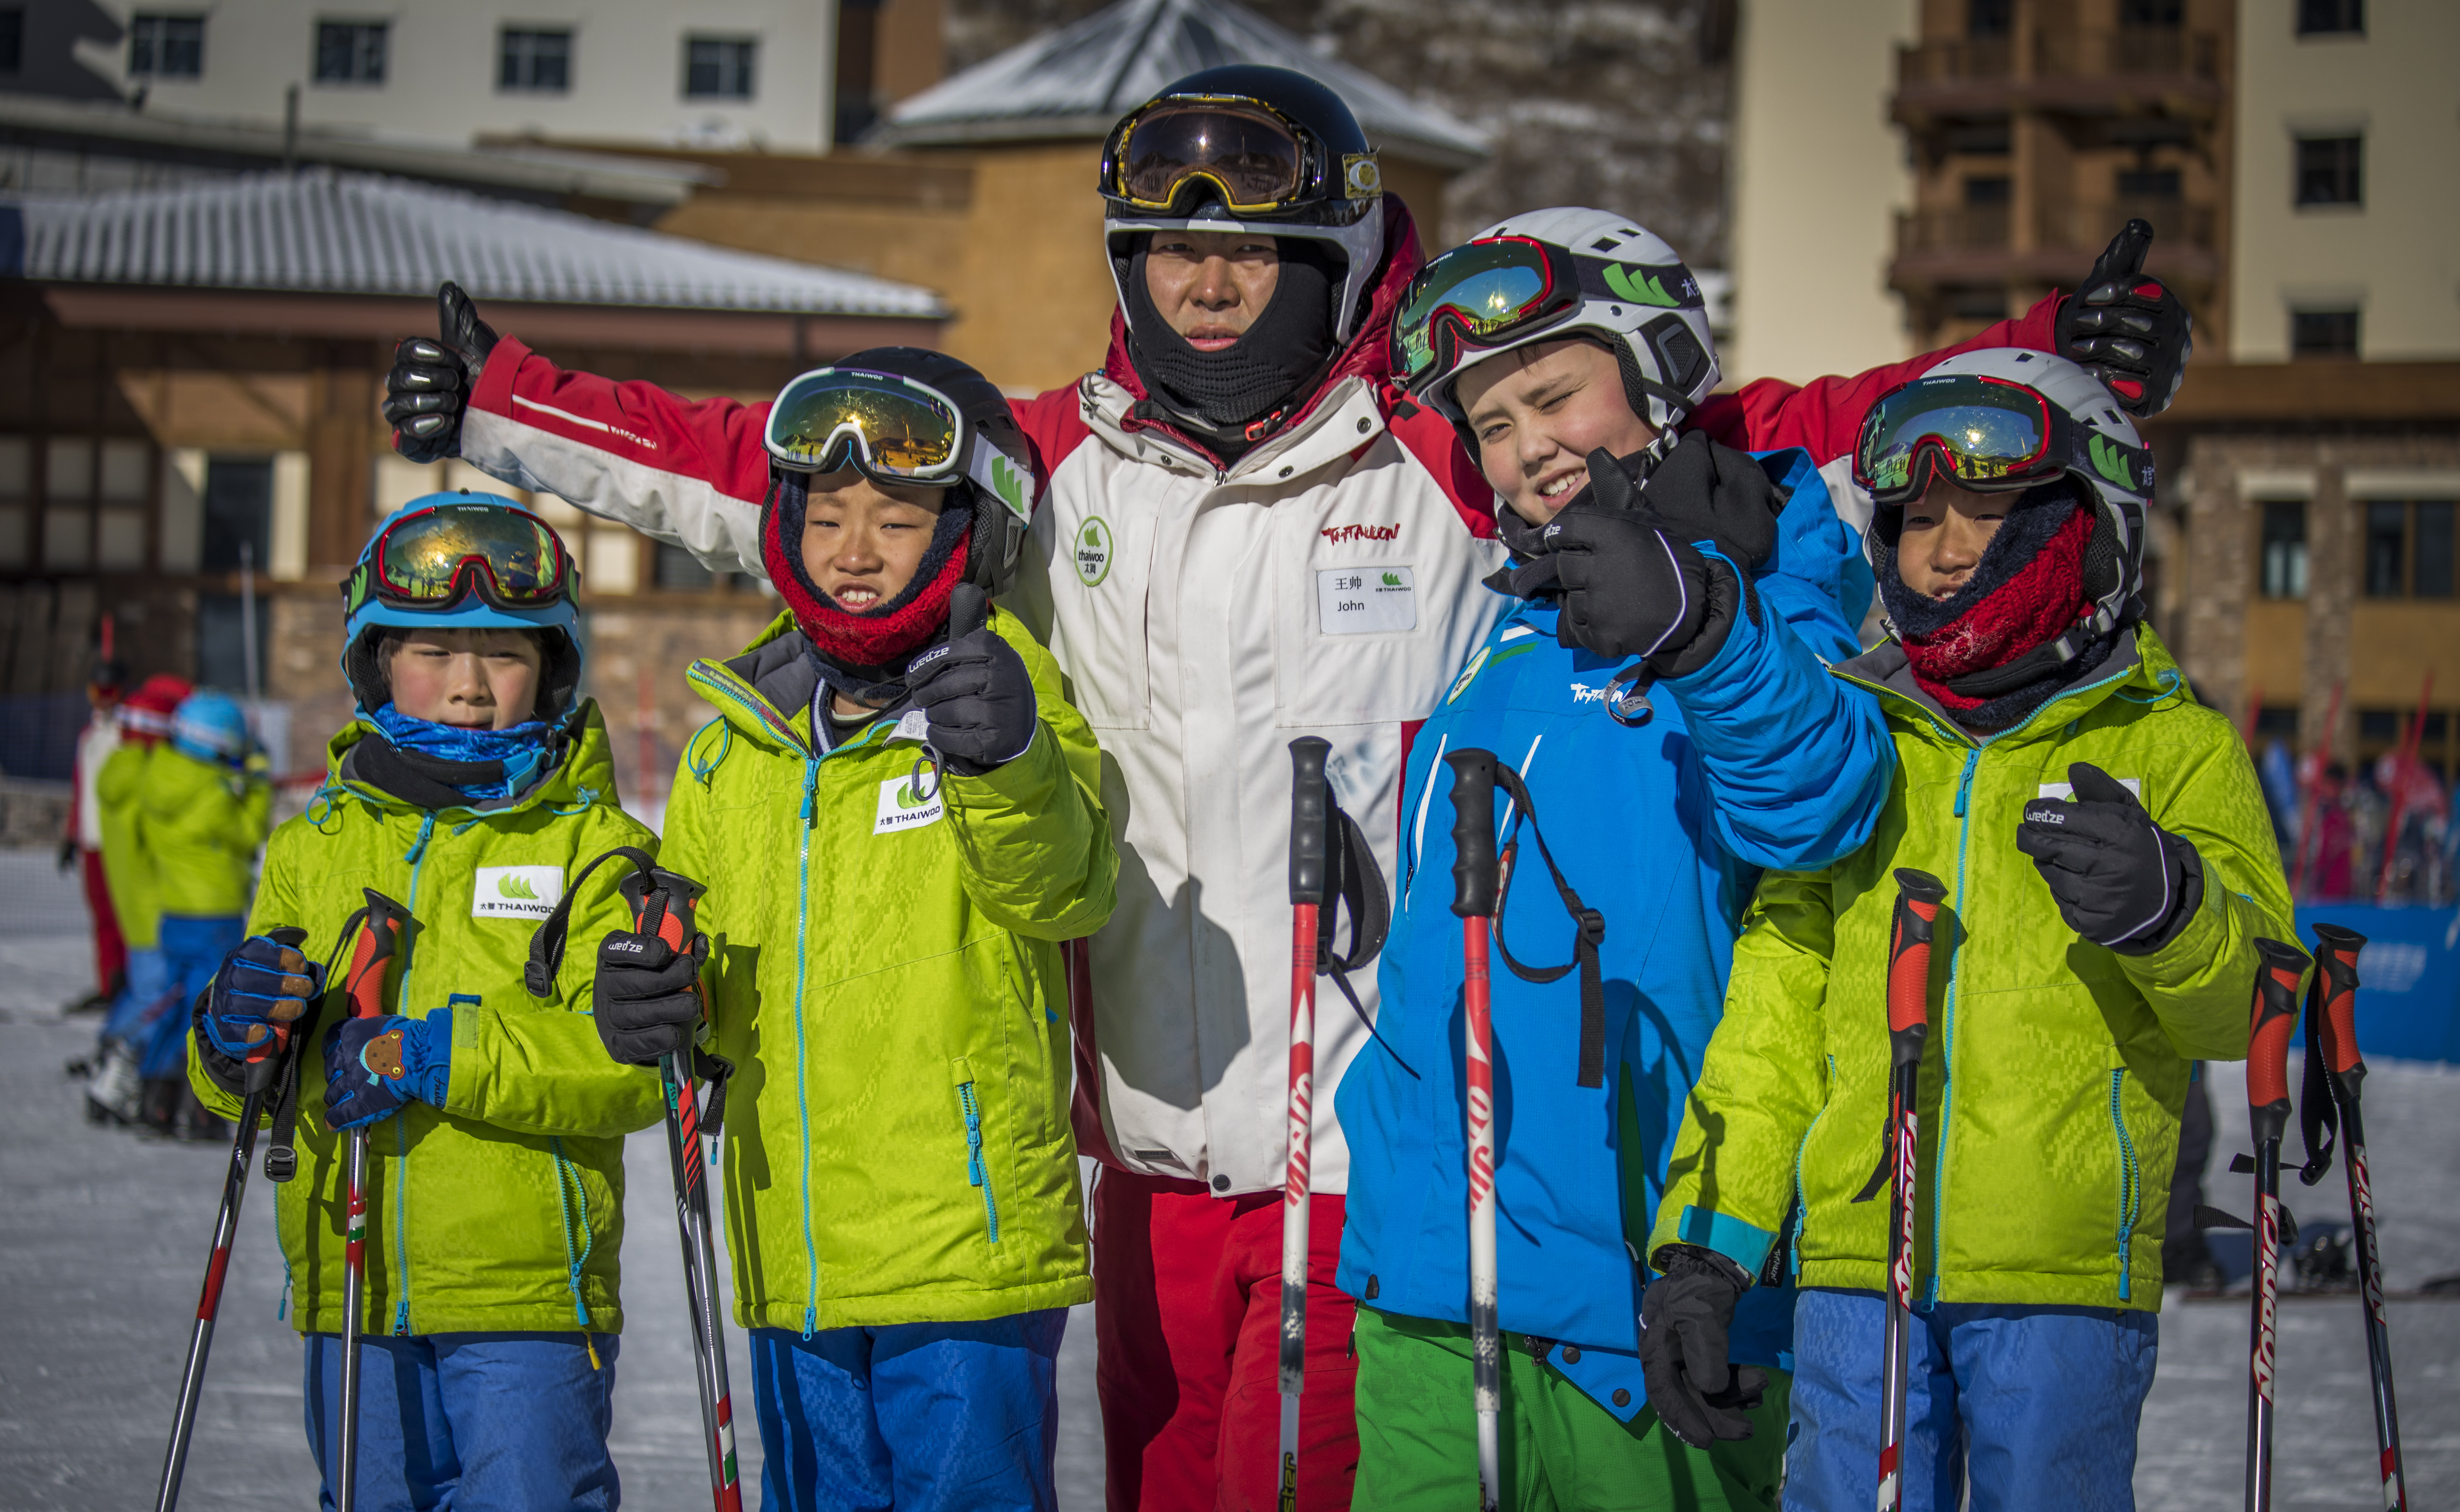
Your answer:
[580,351,1117,1510]
[87,671,192,1126]
[62,651,126,1015]
[186,494,663,1508]
[1646,351,2292,1509]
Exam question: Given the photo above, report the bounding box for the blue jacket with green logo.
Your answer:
[1334,449,1893,1422]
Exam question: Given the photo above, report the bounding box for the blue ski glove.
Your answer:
[323,1011,453,1131]
[202,931,322,1060]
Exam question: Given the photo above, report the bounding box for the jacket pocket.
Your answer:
[2107,1068,2143,1302]
[953,1057,1001,1244]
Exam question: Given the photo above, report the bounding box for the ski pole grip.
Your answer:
[1446,749,1500,921]
[344,890,409,1022]
[2246,938,2309,1136]
[1288,737,1330,909]
[618,866,706,952]
[1885,868,1947,1042]
[2308,922,2365,1077]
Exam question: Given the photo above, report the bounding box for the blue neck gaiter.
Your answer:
[366,705,560,803]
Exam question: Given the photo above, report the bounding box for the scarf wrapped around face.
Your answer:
[760,470,975,674]
[364,704,562,804]
[1873,481,2118,733]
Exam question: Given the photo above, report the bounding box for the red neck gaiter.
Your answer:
[761,481,973,670]
[1895,505,2094,716]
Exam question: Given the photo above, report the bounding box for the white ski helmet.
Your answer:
[1857,346,2155,652]
[1393,207,1721,443]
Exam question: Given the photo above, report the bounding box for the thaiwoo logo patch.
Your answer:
[1074,516,1113,586]
[473,865,563,920]
[874,773,946,836]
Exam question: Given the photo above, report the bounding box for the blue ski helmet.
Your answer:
[341,492,585,717]
[171,690,253,766]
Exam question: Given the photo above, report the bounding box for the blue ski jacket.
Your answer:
[1333,449,1894,1423]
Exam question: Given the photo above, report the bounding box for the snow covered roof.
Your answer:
[875,0,1489,169]
[0,168,944,317]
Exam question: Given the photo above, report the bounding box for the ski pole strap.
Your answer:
[524,845,661,998]
[1485,765,1608,1090]
[2295,923,2367,1187]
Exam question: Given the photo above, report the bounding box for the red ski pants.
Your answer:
[80,849,123,996]
[1092,1170,1360,1512]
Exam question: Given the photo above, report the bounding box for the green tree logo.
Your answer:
[1074,516,1113,586]
[497,874,539,901]
[1603,265,1679,307]
[2089,435,2135,490]
[1381,571,1402,587]
[989,454,1029,517]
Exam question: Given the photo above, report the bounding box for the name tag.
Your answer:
[2037,777,2142,801]
[473,865,563,920]
[1317,565,1417,635]
[874,772,946,836]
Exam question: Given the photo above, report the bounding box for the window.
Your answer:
[1947,287,2009,321]
[2291,309,2360,359]
[2297,0,2363,36]
[655,541,718,591]
[499,28,571,92]
[128,13,205,77]
[2260,500,2307,599]
[2295,135,2362,207]
[2363,500,2405,597]
[0,9,23,73]
[2416,501,2455,598]
[1963,175,2011,205]
[2252,707,2300,743]
[1967,0,2011,37]
[684,36,756,99]
[2118,0,2182,25]
[315,20,387,83]
[2116,168,2182,199]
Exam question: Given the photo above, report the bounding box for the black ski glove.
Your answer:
[1540,448,1750,675]
[1639,1244,1767,1449]
[1617,430,1784,574]
[907,626,1038,775]
[384,281,501,464]
[2058,220,2193,419]
[593,926,710,1066]
[2016,761,2204,954]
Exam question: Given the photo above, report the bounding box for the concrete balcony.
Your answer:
[1894,29,2225,124]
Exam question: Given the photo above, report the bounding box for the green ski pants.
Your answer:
[1351,1307,1788,1512]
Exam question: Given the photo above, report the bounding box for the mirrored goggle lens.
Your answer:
[1116,102,1305,211]
[379,506,565,602]
[767,371,960,476]
[1859,380,2052,496]
[1395,240,1559,382]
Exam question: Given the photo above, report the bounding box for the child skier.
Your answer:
[187,493,664,1509]
[88,671,193,1126]
[137,689,272,1136]
[583,349,1117,1511]
[1644,350,2293,1508]
[63,650,125,1015]
[1335,208,1899,1510]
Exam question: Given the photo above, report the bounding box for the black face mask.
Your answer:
[1124,237,1338,452]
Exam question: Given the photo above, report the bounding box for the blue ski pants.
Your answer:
[749,1309,1066,1512]
[303,1331,619,1511]
[101,945,169,1044]
[1785,1288,2157,1512]
[142,914,244,1077]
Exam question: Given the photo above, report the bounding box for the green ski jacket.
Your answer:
[143,744,271,919]
[1651,625,2294,1310]
[187,705,665,1338]
[97,741,163,949]
[659,607,1116,1334]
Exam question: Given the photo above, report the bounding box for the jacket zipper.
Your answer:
[954,1061,1001,1243]
[1788,1053,1837,1283]
[793,753,820,1336]
[2108,1069,2142,1302]
[392,810,433,1335]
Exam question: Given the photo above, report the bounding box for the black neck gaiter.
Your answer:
[1125,238,1338,454]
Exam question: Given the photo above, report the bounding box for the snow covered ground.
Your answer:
[0,852,1101,1509]
[1,846,2450,1509]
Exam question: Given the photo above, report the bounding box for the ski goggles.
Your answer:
[358,502,573,613]
[1101,97,1379,215]
[1392,236,1702,394]
[1856,373,2093,504]
[764,367,1033,522]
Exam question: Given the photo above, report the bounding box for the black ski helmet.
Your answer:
[763,345,1034,596]
[1100,64,1387,346]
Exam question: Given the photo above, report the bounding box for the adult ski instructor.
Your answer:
[380,61,2193,1507]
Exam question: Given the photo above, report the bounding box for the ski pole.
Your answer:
[1278,737,1331,1510]
[615,864,745,1512]
[2308,923,2406,1511]
[335,890,410,1512]
[1848,868,1946,1512]
[157,927,309,1512]
[1445,748,1504,1512]
[2243,938,2309,1512]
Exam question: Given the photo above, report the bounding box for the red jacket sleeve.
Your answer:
[1687,291,2068,465]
